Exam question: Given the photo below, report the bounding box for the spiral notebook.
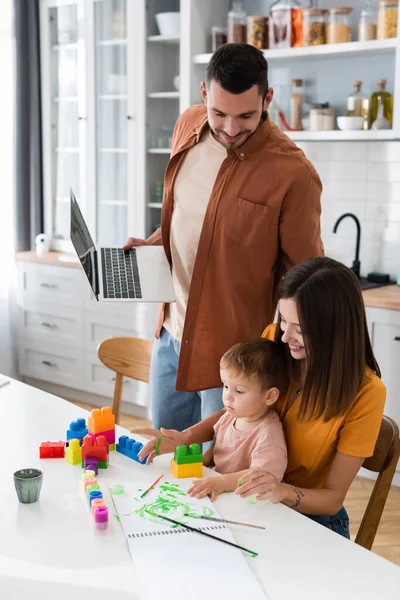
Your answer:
[111,478,268,600]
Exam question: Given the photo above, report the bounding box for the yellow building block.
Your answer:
[66,439,82,465]
[88,407,115,435]
[170,458,203,478]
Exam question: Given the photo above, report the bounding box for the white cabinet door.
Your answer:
[18,263,84,309]
[18,301,84,349]
[19,340,85,390]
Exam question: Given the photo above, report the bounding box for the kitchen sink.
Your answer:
[358,278,394,291]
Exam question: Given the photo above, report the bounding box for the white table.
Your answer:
[1,379,399,600]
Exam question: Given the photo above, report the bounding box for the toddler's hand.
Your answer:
[188,477,224,502]
[131,427,188,464]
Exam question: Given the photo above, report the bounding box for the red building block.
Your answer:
[82,435,108,462]
[40,441,65,459]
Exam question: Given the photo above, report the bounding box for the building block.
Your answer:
[86,483,100,498]
[94,505,109,530]
[66,418,88,441]
[39,441,65,459]
[83,477,97,493]
[170,458,203,479]
[66,439,82,465]
[89,429,115,446]
[82,435,108,463]
[116,435,147,464]
[88,407,115,435]
[88,490,103,507]
[174,444,203,465]
[91,498,106,516]
[109,443,116,452]
[84,457,98,475]
[97,459,109,469]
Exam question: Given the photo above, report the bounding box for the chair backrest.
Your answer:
[97,337,153,424]
[355,415,400,550]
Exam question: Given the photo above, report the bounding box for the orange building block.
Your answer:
[88,407,115,435]
[82,435,108,462]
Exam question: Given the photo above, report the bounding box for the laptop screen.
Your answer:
[70,189,97,296]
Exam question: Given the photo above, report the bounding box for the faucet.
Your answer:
[333,213,361,278]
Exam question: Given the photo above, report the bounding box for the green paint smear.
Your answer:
[113,514,120,521]
[154,435,162,456]
[109,484,124,495]
[246,495,258,505]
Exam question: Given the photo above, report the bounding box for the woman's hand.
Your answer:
[235,469,287,503]
[132,427,188,465]
[188,477,225,502]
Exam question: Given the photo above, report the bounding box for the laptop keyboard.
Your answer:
[101,248,142,299]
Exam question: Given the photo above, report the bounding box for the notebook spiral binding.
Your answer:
[127,524,226,539]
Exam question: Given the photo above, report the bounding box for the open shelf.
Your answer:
[99,94,127,100]
[52,43,78,51]
[287,129,396,141]
[148,203,163,209]
[148,91,180,99]
[148,148,171,154]
[148,34,180,44]
[193,38,397,65]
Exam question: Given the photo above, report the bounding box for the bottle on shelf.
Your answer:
[291,78,304,130]
[358,1,378,41]
[227,2,247,43]
[368,79,393,128]
[377,0,398,39]
[346,80,369,129]
[269,0,303,49]
[371,96,391,130]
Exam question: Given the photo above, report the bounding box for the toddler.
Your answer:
[188,338,288,501]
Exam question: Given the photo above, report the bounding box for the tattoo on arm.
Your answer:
[289,486,305,509]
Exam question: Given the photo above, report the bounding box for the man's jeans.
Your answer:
[150,327,223,432]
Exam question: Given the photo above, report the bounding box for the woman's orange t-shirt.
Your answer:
[262,324,386,489]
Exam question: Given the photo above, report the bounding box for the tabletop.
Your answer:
[1,379,399,600]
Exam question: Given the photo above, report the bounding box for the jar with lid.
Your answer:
[303,8,327,46]
[358,1,377,41]
[247,16,269,49]
[327,7,353,44]
[227,2,247,43]
[377,0,398,39]
[211,26,227,52]
[291,79,304,130]
[269,0,303,49]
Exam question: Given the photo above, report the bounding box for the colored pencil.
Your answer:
[140,474,164,499]
[157,514,258,557]
[199,515,265,530]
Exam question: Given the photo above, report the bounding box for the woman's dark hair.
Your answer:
[206,43,269,98]
[275,257,381,422]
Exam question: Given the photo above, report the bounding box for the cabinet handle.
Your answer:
[127,115,134,120]
[41,360,57,368]
[110,376,130,385]
[394,337,400,342]
[41,322,57,329]
[40,283,58,289]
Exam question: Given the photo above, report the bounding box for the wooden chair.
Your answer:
[97,337,153,425]
[355,415,400,550]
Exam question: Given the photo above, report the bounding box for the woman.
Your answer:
[136,257,386,537]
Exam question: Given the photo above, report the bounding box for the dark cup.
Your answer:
[13,468,43,503]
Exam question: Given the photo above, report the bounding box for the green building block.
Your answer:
[82,459,109,469]
[173,444,203,465]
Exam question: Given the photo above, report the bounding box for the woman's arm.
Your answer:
[236,451,364,516]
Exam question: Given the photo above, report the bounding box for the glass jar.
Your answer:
[227,2,247,43]
[358,1,378,40]
[291,79,304,130]
[327,7,353,44]
[303,8,327,46]
[377,0,398,39]
[269,0,303,49]
[247,16,269,49]
[211,26,227,52]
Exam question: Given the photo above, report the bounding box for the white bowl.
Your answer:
[337,116,365,131]
[155,12,180,37]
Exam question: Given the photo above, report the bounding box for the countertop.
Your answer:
[16,252,400,311]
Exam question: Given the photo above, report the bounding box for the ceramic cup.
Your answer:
[13,468,43,504]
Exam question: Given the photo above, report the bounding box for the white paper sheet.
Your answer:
[111,477,268,600]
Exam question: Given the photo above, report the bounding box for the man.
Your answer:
[124,43,323,431]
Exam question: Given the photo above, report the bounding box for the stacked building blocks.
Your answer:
[170,444,203,478]
[66,439,82,465]
[88,407,115,451]
[66,418,88,443]
[116,435,147,464]
[82,435,109,468]
[84,457,99,475]
[39,441,65,459]
[81,476,109,530]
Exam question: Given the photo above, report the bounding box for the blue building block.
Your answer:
[66,418,88,441]
[116,435,148,465]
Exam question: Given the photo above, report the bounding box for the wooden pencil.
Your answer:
[199,515,265,530]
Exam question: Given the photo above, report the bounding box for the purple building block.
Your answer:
[89,429,115,445]
[85,457,99,475]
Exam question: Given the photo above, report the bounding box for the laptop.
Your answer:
[70,190,175,303]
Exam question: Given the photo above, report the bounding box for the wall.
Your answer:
[295,141,400,281]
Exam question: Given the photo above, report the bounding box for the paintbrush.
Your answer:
[140,474,164,499]
[198,515,265,530]
[157,514,258,557]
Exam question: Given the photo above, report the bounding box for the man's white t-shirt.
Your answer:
[163,129,226,342]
